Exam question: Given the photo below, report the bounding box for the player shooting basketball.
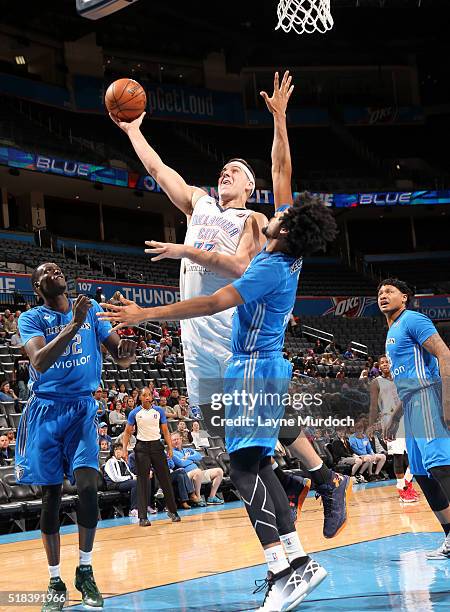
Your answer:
[111,72,351,537]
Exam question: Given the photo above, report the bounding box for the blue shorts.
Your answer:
[224,352,292,456]
[15,394,99,485]
[403,384,450,476]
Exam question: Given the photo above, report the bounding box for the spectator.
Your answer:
[349,422,386,480]
[335,365,346,380]
[191,421,210,449]
[320,353,339,367]
[369,362,380,379]
[4,313,18,335]
[288,312,299,336]
[359,368,369,380]
[108,382,119,400]
[166,453,201,509]
[0,381,18,403]
[98,423,112,447]
[325,340,338,355]
[117,425,137,451]
[147,381,160,402]
[171,432,223,505]
[159,383,171,399]
[173,395,190,420]
[0,434,14,464]
[130,388,140,404]
[168,388,181,408]
[10,328,23,348]
[124,397,136,418]
[314,339,324,355]
[0,315,6,341]
[103,444,140,517]
[177,421,192,445]
[117,383,128,402]
[164,401,179,420]
[93,386,107,416]
[343,345,354,360]
[6,430,15,444]
[99,439,110,452]
[109,400,127,436]
[331,428,370,482]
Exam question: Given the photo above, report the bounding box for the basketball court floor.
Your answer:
[0,481,448,611]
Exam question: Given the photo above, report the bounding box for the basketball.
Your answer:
[105,78,147,122]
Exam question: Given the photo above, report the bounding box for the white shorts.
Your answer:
[383,415,407,455]
[183,338,231,406]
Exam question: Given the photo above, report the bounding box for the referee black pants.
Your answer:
[134,440,177,519]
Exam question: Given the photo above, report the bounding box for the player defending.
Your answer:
[378,278,450,559]
[16,263,136,611]
[98,195,337,610]
[369,354,419,503]
[143,72,351,537]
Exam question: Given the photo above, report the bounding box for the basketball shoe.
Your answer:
[315,472,352,538]
[74,565,103,608]
[398,487,418,503]
[426,534,450,560]
[254,557,327,611]
[284,475,311,523]
[406,480,420,498]
[41,577,67,612]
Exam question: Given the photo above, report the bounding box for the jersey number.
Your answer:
[194,241,216,251]
[62,334,82,357]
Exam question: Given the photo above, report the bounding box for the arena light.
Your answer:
[15,56,26,65]
[76,0,140,20]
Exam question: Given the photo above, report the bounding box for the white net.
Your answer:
[276,0,334,35]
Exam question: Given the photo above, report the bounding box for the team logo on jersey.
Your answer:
[387,338,396,345]
[15,465,24,481]
[290,258,303,274]
[43,315,53,321]
[236,213,247,218]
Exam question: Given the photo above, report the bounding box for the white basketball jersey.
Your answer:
[180,195,253,353]
[377,375,400,416]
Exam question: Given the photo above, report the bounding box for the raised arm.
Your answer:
[422,332,450,427]
[144,212,268,279]
[110,112,206,216]
[260,71,294,212]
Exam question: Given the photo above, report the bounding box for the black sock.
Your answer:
[274,466,290,489]
[442,523,450,536]
[290,555,310,570]
[307,463,332,487]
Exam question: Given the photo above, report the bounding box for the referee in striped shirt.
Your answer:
[121,387,180,526]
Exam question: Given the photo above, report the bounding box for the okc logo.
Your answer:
[324,296,377,318]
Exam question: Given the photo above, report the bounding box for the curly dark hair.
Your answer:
[377,278,413,306]
[280,193,337,257]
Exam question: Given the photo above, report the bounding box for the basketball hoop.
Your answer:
[276,0,334,35]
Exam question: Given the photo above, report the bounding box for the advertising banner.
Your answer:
[76,279,180,307]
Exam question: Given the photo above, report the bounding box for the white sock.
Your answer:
[79,550,92,566]
[396,477,405,490]
[264,544,290,575]
[272,461,279,471]
[405,467,413,483]
[280,532,306,563]
[48,564,60,579]
[308,462,323,472]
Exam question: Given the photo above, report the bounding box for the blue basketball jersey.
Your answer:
[18,299,112,398]
[385,309,440,401]
[231,248,302,355]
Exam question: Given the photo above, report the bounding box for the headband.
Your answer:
[225,161,255,196]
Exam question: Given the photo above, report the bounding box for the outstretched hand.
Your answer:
[260,70,294,116]
[97,295,145,331]
[109,111,145,134]
[145,240,186,261]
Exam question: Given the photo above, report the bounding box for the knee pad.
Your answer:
[40,485,62,535]
[416,475,449,512]
[74,467,99,529]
